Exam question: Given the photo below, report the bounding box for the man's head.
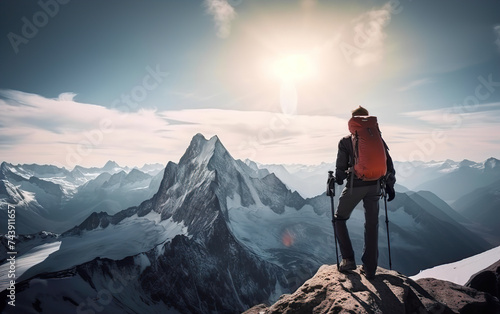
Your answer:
[352,106,369,117]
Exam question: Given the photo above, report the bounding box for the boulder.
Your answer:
[465,259,500,299]
[417,277,500,314]
[244,265,453,314]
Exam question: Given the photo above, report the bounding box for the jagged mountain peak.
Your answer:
[103,160,120,170]
[101,170,127,187]
[458,159,476,168]
[125,168,150,180]
[0,161,10,177]
[73,211,111,232]
[148,133,305,237]
[179,133,226,167]
[484,157,499,169]
[0,162,26,182]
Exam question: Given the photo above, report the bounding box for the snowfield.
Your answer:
[410,245,500,285]
[18,210,189,281]
[0,241,61,291]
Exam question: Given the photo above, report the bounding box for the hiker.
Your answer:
[334,106,396,279]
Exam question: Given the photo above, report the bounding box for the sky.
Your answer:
[1,0,500,168]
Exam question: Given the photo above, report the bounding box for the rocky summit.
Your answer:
[245,265,500,314]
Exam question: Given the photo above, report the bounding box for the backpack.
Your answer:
[348,116,387,181]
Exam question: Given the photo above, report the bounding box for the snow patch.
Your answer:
[226,193,330,262]
[410,245,500,285]
[18,189,37,204]
[18,211,189,281]
[269,279,286,303]
[134,253,151,273]
[0,241,61,291]
[195,136,217,165]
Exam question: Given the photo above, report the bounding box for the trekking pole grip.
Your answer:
[327,171,335,197]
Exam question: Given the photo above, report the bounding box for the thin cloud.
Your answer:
[402,103,500,127]
[58,92,77,101]
[0,89,349,166]
[348,2,394,67]
[204,0,237,38]
[0,90,172,168]
[166,89,221,101]
[386,105,500,162]
[397,78,434,92]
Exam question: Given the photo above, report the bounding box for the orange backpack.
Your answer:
[348,116,387,181]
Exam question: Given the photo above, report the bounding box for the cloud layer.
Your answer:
[0,90,349,168]
[1,89,499,168]
[397,103,500,162]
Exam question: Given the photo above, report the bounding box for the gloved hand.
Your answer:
[335,177,344,185]
[385,184,395,202]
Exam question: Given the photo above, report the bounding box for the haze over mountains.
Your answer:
[0,134,499,313]
[247,157,500,246]
[246,158,500,202]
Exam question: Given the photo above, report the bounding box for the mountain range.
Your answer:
[0,134,498,313]
[0,161,164,234]
[248,157,500,246]
[246,158,500,202]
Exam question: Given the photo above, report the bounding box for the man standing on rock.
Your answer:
[334,106,396,279]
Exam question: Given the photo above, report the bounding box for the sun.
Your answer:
[272,54,315,81]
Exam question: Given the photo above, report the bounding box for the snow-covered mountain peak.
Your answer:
[125,168,151,182]
[0,162,11,177]
[458,159,476,168]
[484,157,499,170]
[0,162,27,181]
[102,160,121,172]
[137,163,165,175]
[148,133,307,240]
[179,133,224,167]
[103,160,119,168]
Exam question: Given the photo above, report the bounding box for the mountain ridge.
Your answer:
[4,133,294,313]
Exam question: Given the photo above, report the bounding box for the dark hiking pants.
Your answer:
[335,183,380,275]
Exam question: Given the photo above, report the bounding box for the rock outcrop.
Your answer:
[245,264,500,314]
[465,259,500,300]
[417,277,500,314]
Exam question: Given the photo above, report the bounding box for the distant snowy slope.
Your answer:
[19,210,189,281]
[407,190,469,225]
[250,158,500,200]
[410,245,500,286]
[0,161,164,233]
[0,241,61,291]
[413,157,500,202]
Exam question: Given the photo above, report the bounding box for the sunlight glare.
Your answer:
[273,54,315,81]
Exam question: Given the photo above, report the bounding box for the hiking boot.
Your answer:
[361,265,375,280]
[338,259,356,272]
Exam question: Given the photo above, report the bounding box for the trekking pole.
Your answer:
[381,179,392,270]
[327,171,340,269]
